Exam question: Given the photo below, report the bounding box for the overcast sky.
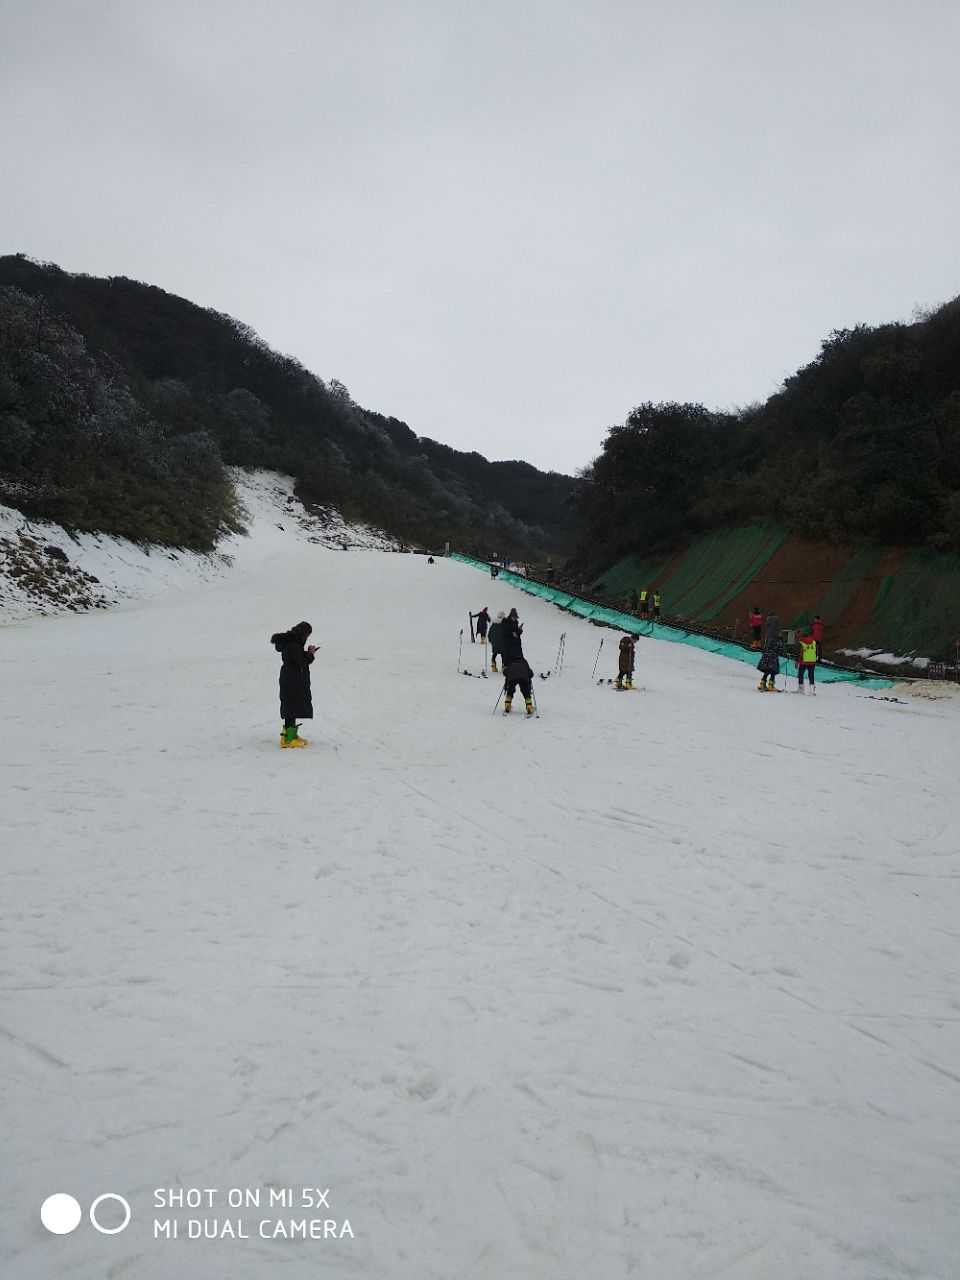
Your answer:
[3,0,958,475]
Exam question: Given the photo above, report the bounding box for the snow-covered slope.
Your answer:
[0,470,397,623]
[2,534,959,1280]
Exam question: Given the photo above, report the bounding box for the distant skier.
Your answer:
[490,562,500,579]
[652,591,662,620]
[756,613,781,692]
[500,608,524,664]
[471,607,491,644]
[503,655,535,716]
[796,624,818,695]
[812,614,825,661]
[629,588,639,614]
[616,634,636,689]
[488,611,506,673]
[639,588,649,618]
[271,621,316,747]
[748,605,764,649]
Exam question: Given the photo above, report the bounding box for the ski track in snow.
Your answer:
[2,488,960,1279]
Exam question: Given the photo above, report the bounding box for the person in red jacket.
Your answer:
[748,605,764,649]
[812,614,824,661]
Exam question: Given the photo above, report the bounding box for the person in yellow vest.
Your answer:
[638,587,649,618]
[652,591,662,620]
[796,625,818,695]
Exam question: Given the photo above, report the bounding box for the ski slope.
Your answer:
[2,517,960,1279]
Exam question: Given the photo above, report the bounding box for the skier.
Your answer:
[500,608,524,664]
[490,562,500,579]
[639,588,649,618]
[271,621,316,747]
[748,605,764,649]
[756,613,781,692]
[616,634,636,689]
[812,614,825,661]
[629,588,639,614]
[471,607,491,644]
[796,624,818,695]
[503,654,535,716]
[488,611,506,673]
[652,591,662,620]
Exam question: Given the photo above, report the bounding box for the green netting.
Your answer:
[792,546,884,631]
[663,527,789,621]
[448,553,894,687]
[866,549,960,656]
[590,552,676,596]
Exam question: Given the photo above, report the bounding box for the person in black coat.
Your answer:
[271,621,316,746]
[503,656,535,715]
[756,613,781,692]
[500,608,524,664]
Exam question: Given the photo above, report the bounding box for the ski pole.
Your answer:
[492,685,505,714]
[531,687,540,718]
[591,637,604,679]
[458,628,463,671]
[555,632,566,676]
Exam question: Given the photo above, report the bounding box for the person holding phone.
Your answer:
[270,620,317,747]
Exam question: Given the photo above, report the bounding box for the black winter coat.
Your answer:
[500,615,524,662]
[504,657,534,692]
[274,632,315,719]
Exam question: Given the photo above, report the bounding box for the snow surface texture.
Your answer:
[2,502,960,1279]
[0,470,397,623]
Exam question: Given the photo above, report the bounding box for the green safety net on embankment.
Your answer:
[795,546,884,633]
[864,548,960,657]
[593,528,789,622]
[451,553,895,689]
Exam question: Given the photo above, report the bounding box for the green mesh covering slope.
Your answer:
[449,554,894,688]
[664,527,789,621]
[865,549,960,656]
[791,546,883,631]
[590,552,676,596]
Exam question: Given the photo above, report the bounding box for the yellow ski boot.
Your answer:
[503,695,513,714]
[281,724,308,747]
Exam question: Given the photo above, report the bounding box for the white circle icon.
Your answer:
[89,1193,131,1235]
[41,1194,82,1235]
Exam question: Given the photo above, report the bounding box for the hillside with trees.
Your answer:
[578,298,960,573]
[0,255,578,554]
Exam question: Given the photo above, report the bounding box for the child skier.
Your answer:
[503,655,535,716]
[271,621,316,747]
[796,624,818,694]
[756,613,781,691]
[471,607,491,644]
[616,634,636,689]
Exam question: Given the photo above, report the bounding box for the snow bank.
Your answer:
[0,470,397,624]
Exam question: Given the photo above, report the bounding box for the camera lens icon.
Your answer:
[41,1192,131,1235]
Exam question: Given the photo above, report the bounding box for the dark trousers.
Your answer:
[798,663,816,685]
[505,679,532,699]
